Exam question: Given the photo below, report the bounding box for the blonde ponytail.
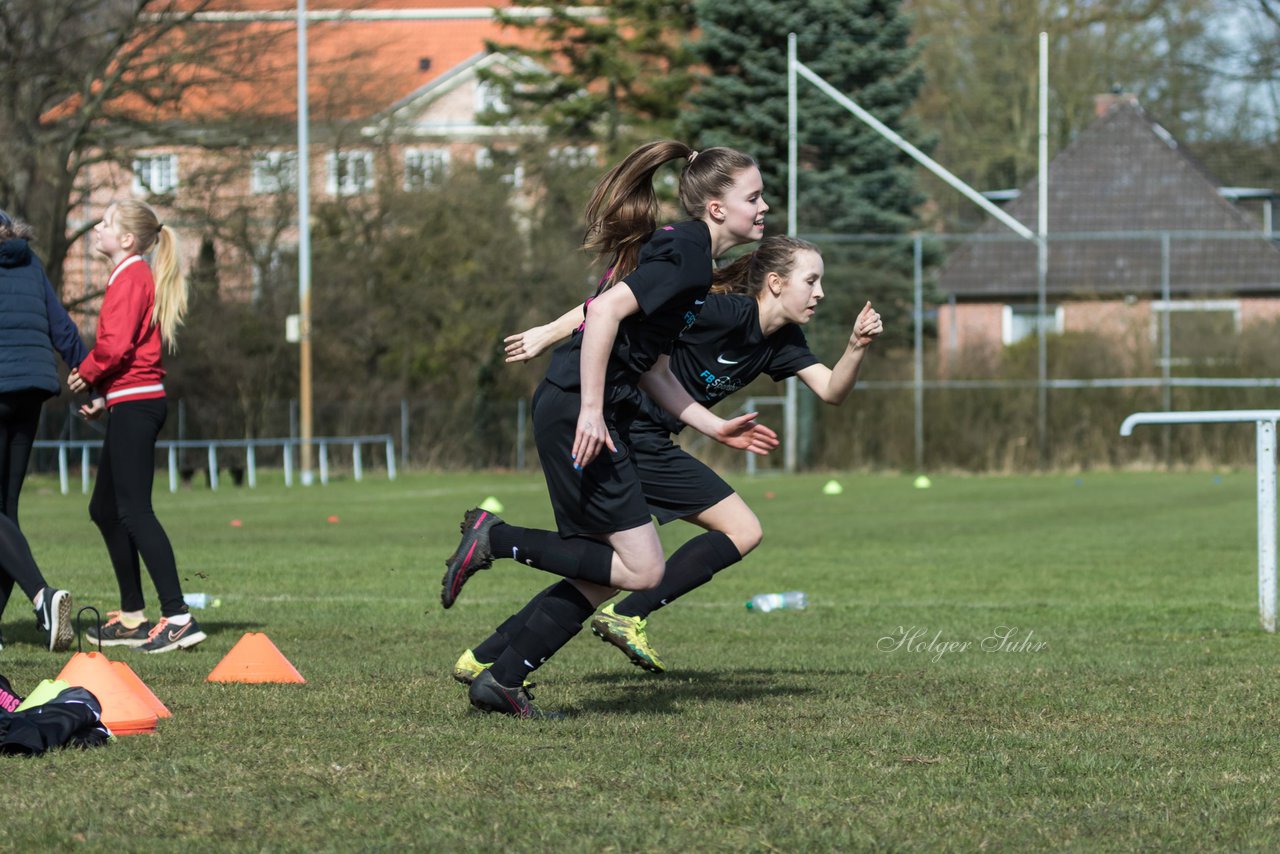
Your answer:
[150,225,187,350]
[110,200,188,351]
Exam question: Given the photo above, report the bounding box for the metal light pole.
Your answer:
[297,0,314,485]
[1036,32,1049,468]
[785,32,799,474]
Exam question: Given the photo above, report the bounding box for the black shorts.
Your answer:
[629,418,735,525]
[533,381,653,537]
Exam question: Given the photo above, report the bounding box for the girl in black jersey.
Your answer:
[453,236,882,692]
[440,141,776,718]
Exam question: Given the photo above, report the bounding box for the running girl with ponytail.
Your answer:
[67,199,205,654]
[439,140,776,717]
[454,235,882,690]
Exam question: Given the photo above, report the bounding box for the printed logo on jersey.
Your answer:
[715,353,740,365]
[697,369,746,400]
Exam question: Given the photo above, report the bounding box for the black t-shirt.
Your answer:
[544,220,713,403]
[639,292,820,434]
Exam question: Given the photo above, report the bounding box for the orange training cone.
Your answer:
[56,652,158,735]
[207,633,305,684]
[111,660,171,719]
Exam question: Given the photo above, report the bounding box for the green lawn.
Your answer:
[2,468,1277,851]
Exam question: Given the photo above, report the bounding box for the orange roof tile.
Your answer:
[93,1,545,124]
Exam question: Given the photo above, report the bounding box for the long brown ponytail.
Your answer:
[583,141,757,289]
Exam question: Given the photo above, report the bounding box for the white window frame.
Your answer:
[131,154,178,196]
[325,149,375,196]
[403,147,450,190]
[1001,303,1064,346]
[250,151,299,195]
[475,146,523,189]
[475,80,508,116]
[1151,299,1241,366]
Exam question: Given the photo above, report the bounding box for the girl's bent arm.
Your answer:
[640,357,779,455]
[797,301,882,404]
[573,284,639,467]
[40,267,88,369]
[75,274,151,384]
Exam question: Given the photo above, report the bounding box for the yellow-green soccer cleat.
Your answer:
[452,648,490,686]
[590,604,666,673]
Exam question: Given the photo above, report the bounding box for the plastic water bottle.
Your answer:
[183,592,210,609]
[745,591,807,613]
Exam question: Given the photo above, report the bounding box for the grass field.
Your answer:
[1,467,1277,851]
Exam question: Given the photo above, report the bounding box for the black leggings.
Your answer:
[0,390,48,613]
[89,398,186,617]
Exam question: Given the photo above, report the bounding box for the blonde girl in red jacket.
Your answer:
[68,200,205,653]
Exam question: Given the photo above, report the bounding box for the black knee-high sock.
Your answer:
[615,531,742,619]
[488,523,613,586]
[489,582,595,687]
[471,582,558,663]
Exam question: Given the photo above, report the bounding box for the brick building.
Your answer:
[936,95,1280,371]
[65,1,549,314]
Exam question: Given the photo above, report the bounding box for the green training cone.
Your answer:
[479,496,504,513]
[15,679,71,712]
[822,480,844,495]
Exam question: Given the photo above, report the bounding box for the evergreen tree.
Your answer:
[684,0,926,236]
[685,0,927,463]
[478,0,697,154]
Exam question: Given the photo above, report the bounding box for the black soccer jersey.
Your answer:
[544,220,714,401]
[641,292,820,434]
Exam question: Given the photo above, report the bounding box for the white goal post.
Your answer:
[1121,410,1280,633]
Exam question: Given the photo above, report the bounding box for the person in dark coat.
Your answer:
[0,209,86,652]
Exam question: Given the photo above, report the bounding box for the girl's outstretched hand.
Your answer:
[852,301,884,348]
[571,407,617,469]
[715,411,779,455]
[504,324,558,363]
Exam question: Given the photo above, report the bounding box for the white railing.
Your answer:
[1120,410,1279,633]
[34,434,397,495]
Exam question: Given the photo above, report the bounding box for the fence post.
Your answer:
[401,399,410,470]
[1161,232,1173,466]
[353,441,363,481]
[168,445,178,493]
[177,398,186,473]
[914,234,925,472]
[319,441,328,485]
[516,398,527,470]
[81,446,90,494]
[58,446,68,496]
[1259,419,1277,633]
[247,444,257,488]
[385,437,396,480]
[208,445,219,491]
[284,441,294,487]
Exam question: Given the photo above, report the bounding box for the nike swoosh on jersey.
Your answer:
[716,354,740,365]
